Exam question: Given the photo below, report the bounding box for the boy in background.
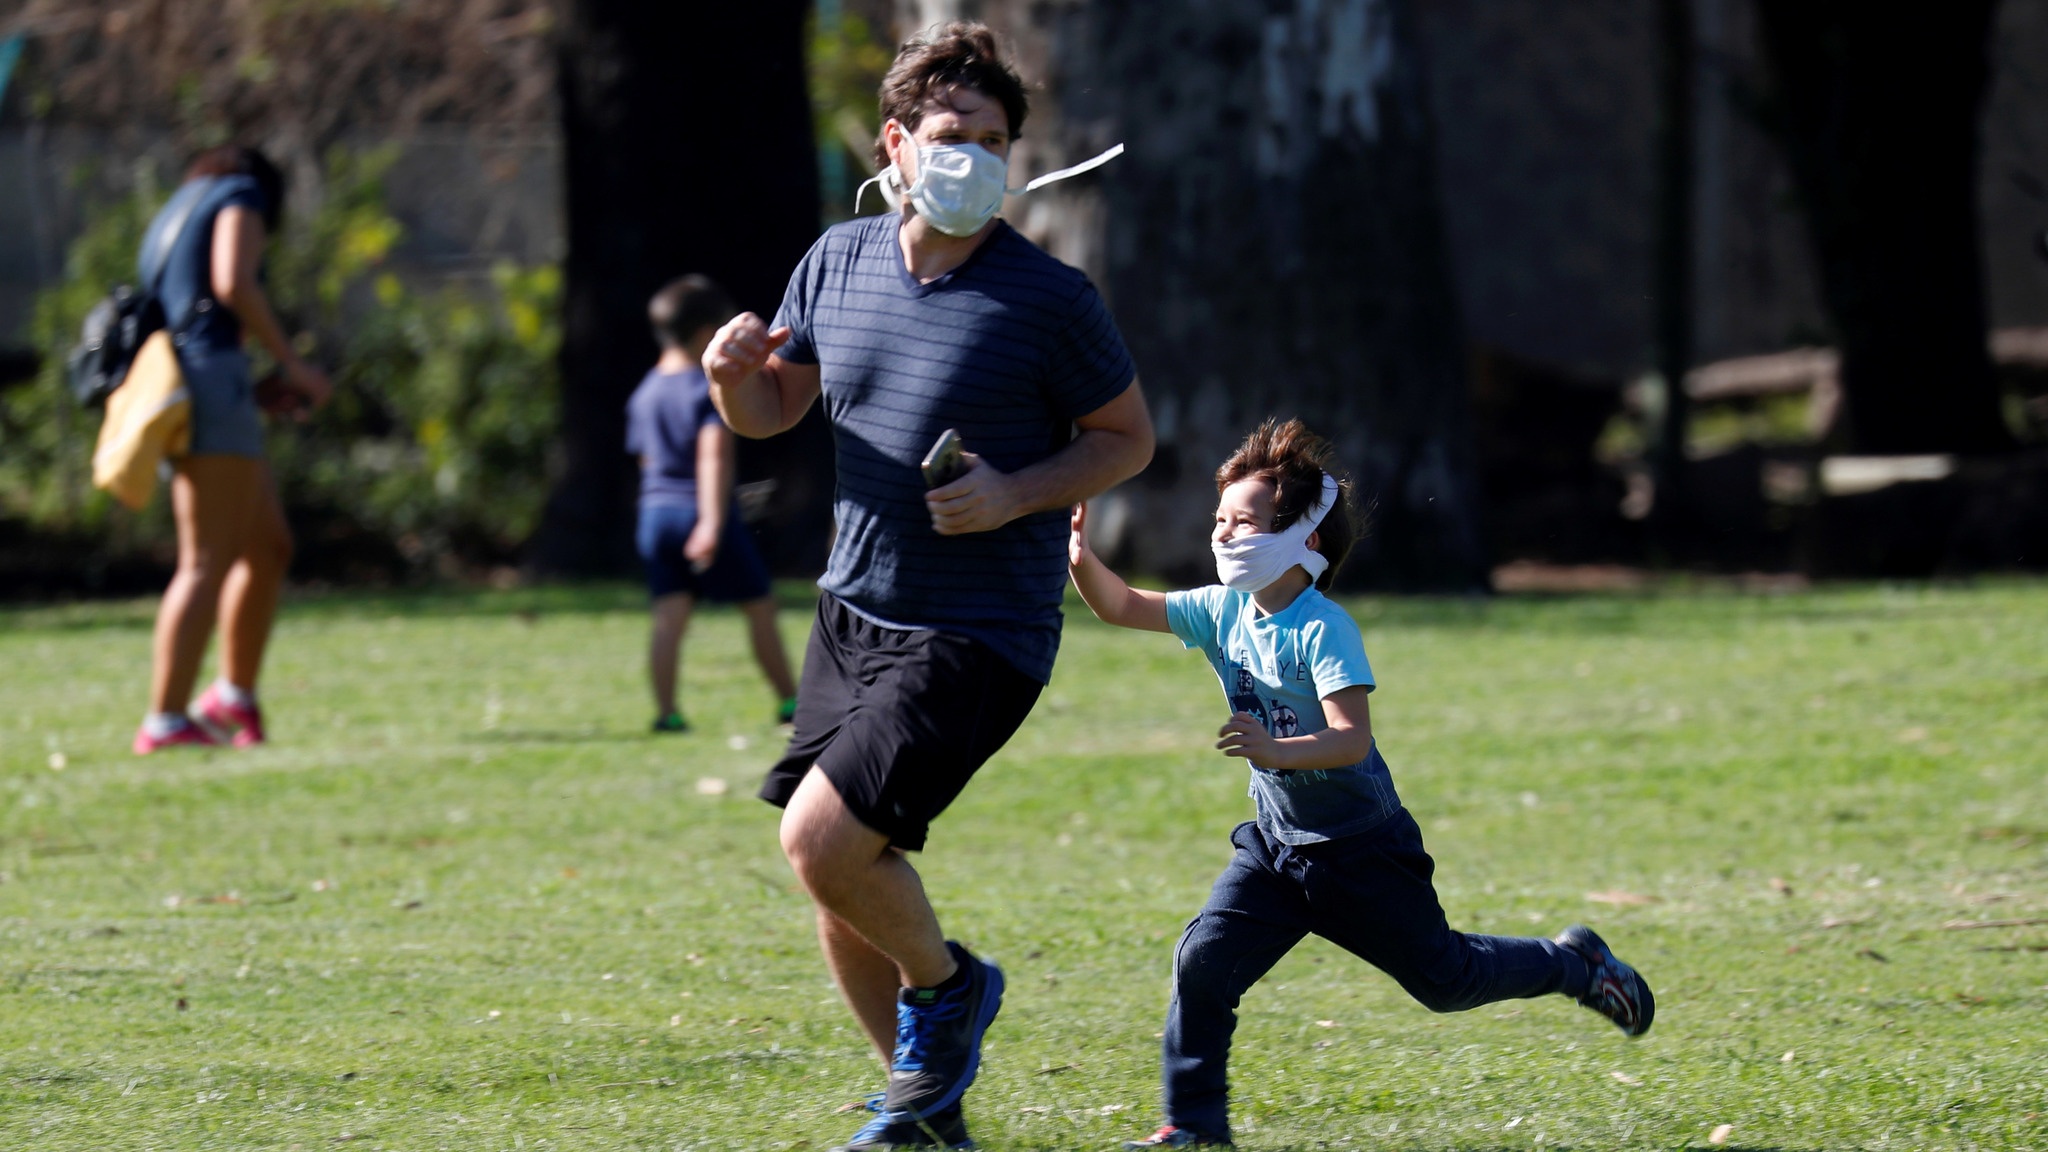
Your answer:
[627,275,798,732]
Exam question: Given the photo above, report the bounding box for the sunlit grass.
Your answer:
[1,579,2044,1150]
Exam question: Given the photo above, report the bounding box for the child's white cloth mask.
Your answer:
[858,140,1125,238]
[1213,472,1341,593]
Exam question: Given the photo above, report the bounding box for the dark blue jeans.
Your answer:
[1162,812,1590,1139]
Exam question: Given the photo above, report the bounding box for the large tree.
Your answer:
[1757,1,2016,456]
[534,0,824,575]
[977,0,1489,590]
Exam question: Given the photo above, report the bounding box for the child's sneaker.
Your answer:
[830,1104,973,1150]
[882,942,1004,1119]
[194,684,265,747]
[1556,924,1654,1036]
[651,711,689,733]
[1123,1125,1232,1148]
[777,696,798,726]
[132,717,219,754]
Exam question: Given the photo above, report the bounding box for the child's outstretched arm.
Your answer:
[1068,503,1171,632]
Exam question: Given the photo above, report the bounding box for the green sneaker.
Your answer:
[776,696,798,726]
[651,711,689,734]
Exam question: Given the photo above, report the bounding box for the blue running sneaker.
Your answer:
[830,1105,973,1150]
[881,941,1005,1119]
[1556,924,1654,1036]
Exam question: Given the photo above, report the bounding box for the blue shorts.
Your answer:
[176,343,266,459]
[636,502,772,602]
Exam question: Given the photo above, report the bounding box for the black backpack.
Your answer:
[66,185,208,409]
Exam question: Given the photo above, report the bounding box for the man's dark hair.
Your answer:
[1215,418,1364,591]
[184,145,285,232]
[873,22,1029,170]
[648,275,737,353]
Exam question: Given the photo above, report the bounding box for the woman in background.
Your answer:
[134,146,331,753]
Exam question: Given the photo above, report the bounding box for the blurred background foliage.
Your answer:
[809,3,893,223]
[0,147,559,581]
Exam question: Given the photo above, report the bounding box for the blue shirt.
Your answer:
[771,214,1136,683]
[625,366,722,508]
[140,175,273,356]
[1165,585,1404,844]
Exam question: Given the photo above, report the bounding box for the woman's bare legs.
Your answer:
[150,456,261,713]
[739,595,797,701]
[216,463,292,692]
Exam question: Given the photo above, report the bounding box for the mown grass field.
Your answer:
[1,580,2044,1151]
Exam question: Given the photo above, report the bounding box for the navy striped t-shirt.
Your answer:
[772,214,1136,683]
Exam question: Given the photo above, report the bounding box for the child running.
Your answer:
[626,275,798,733]
[1067,418,1654,1148]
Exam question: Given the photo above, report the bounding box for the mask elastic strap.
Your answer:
[1302,472,1339,531]
[1295,474,1339,581]
[853,173,884,212]
[1008,143,1126,195]
[854,166,903,213]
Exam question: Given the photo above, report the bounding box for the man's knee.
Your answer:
[778,772,881,897]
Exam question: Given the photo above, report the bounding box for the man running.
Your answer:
[703,23,1152,1150]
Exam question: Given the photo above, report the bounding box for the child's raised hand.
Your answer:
[1068,502,1093,567]
[1216,711,1278,763]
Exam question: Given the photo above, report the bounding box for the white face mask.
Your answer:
[858,136,1126,237]
[1213,473,1340,593]
[904,142,1009,237]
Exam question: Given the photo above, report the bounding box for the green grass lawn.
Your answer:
[1,580,2044,1151]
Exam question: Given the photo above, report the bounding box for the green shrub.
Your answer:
[2,167,168,549]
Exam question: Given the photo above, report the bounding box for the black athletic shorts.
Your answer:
[759,592,1043,851]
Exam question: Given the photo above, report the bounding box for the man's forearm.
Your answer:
[707,366,793,439]
[1004,424,1152,517]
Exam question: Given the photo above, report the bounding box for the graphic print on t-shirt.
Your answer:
[1227,660,1270,729]
[1166,583,1401,844]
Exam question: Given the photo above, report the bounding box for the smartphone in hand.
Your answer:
[921,428,968,488]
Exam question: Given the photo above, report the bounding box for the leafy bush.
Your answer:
[2,167,168,550]
[0,148,560,580]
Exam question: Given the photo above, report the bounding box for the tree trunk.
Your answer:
[1650,0,1696,542]
[992,0,1489,591]
[1756,1,2016,456]
[533,0,824,576]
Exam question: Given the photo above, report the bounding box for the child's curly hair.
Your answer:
[1215,418,1362,590]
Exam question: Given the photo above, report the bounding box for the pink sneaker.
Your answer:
[132,719,219,755]
[194,685,266,747]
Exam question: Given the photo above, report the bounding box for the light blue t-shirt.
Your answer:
[1165,585,1404,844]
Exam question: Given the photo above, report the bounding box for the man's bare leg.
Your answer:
[817,907,903,1064]
[781,767,958,1007]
